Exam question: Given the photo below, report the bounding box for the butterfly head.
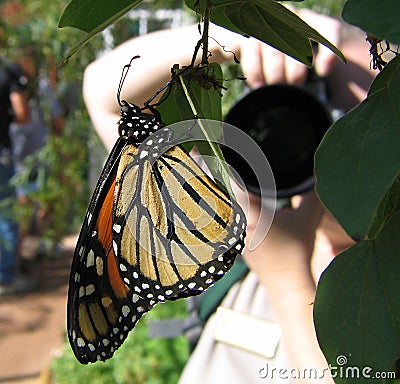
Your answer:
[118,101,164,144]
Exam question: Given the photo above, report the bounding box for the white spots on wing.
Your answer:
[120,263,127,272]
[122,305,130,317]
[112,240,118,256]
[79,286,85,298]
[140,150,148,159]
[86,284,95,296]
[132,294,140,303]
[101,296,112,307]
[86,250,94,267]
[228,237,237,245]
[96,257,103,276]
[113,223,121,233]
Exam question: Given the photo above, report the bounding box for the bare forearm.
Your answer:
[263,272,333,384]
[83,24,240,151]
[10,91,30,124]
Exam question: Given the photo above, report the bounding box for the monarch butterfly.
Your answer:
[67,58,246,363]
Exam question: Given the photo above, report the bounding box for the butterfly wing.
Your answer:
[67,139,152,364]
[112,130,246,304]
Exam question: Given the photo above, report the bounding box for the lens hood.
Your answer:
[223,84,332,198]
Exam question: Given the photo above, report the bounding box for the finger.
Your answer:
[314,44,340,77]
[298,9,342,77]
[239,38,265,88]
[284,55,309,84]
[260,43,285,84]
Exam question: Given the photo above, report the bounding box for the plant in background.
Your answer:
[0,0,104,246]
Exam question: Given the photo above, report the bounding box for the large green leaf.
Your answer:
[59,0,142,32]
[157,63,223,124]
[315,55,400,241]
[58,0,143,63]
[185,0,345,67]
[343,0,400,44]
[314,211,400,383]
[157,63,234,195]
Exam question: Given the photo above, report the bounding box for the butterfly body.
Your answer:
[68,97,246,363]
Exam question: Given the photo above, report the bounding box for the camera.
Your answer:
[222,83,333,198]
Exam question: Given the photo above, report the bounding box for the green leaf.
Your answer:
[59,0,142,32]
[157,63,234,195]
[157,63,223,123]
[315,55,400,241]
[343,0,400,44]
[367,177,400,239]
[314,211,400,383]
[59,0,143,63]
[185,0,345,67]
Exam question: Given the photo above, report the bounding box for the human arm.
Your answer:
[83,24,237,151]
[8,62,30,124]
[9,91,30,124]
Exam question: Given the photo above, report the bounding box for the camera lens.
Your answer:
[223,84,332,198]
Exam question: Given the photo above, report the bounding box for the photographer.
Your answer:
[83,10,376,383]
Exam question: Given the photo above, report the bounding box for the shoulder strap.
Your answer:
[198,259,249,322]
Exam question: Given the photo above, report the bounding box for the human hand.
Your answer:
[238,9,341,88]
[240,189,323,292]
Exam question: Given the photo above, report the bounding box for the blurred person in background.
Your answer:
[82,9,376,384]
[9,44,65,252]
[0,54,35,295]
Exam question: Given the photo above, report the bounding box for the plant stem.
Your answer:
[201,2,211,65]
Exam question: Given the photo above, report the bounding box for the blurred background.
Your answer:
[0,1,345,383]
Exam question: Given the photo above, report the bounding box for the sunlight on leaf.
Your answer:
[314,211,400,381]
[59,0,143,63]
[315,55,400,240]
[185,0,345,67]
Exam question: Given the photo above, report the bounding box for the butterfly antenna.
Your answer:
[117,55,141,107]
[142,64,194,113]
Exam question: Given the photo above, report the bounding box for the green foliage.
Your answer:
[315,55,400,240]
[343,0,400,44]
[295,0,346,16]
[313,3,400,382]
[185,0,344,66]
[314,211,400,383]
[51,300,190,384]
[59,0,344,67]
[11,112,91,243]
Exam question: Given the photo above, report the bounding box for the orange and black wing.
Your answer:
[67,106,164,364]
[67,139,150,363]
[112,127,246,304]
